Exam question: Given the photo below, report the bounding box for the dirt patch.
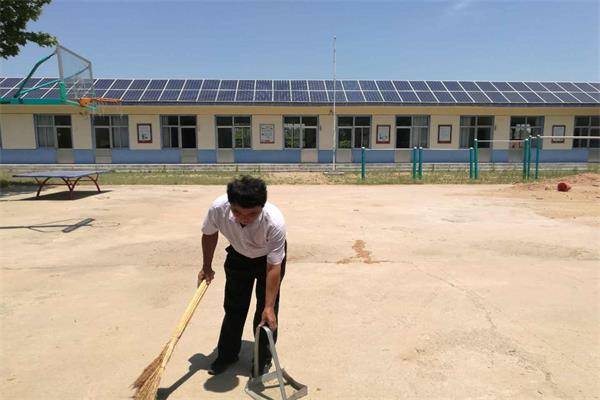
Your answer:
[337,240,388,264]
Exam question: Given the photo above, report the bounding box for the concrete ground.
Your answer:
[0,177,598,399]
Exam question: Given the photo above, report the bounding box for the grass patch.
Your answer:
[1,167,597,188]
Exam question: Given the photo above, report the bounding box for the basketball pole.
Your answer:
[332,36,337,172]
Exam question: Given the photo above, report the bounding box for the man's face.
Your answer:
[230,203,263,225]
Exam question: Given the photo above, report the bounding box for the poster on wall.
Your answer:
[137,123,152,143]
[551,125,565,143]
[376,125,390,144]
[437,125,452,143]
[260,124,275,144]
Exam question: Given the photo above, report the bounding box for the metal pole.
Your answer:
[412,147,417,179]
[361,147,366,180]
[331,36,337,172]
[474,139,479,179]
[535,135,540,179]
[527,136,532,179]
[522,138,528,180]
[420,147,424,179]
[469,147,474,179]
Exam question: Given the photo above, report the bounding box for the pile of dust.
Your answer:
[510,172,600,195]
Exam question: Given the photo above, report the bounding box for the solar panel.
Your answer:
[147,80,167,90]
[220,80,237,90]
[22,77,42,89]
[217,90,236,101]
[342,80,360,90]
[327,91,346,102]
[166,80,185,90]
[202,80,220,90]
[94,79,114,90]
[451,91,473,103]
[540,82,562,92]
[308,80,325,90]
[256,80,272,90]
[23,88,49,99]
[359,80,378,90]
[574,82,596,92]
[0,78,23,88]
[536,92,562,103]
[485,91,509,103]
[556,82,578,91]
[459,81,479,91]
[198,89,217,101]
[524,82,545,92]
[520,92,544,103]
[415,91,437,102]
[324,80,343,90]
[589,83,600,90]
[426,81,446,91]
[491,82,513,91]
[292,91,309,102]
[45,88,63,99]
[475,81,496,91]
[399,91,419,102]
[508,82,529,91]
[160,90,181,101]
[376,80,395,90]
[122,90,144,101]
[129,79,150,90]
[393,81,412,91]
[410,81,429,91]
[239,80,255,90]
[275,80,290,90]
[585,92,600,102]
[111,79,132,90]
[0,88,10,98]
[502,92,526,103]
[255,90,272,101]
[346,90,365,102]
[104,89,125,100]
[443,81,462,91]
[183,80,203,90]
[274,91,290,102]
[433,91,455,103]
[381,91,401,101]
[554,92,578,102]
[291,80,308,90]
[363,91,383,102]
[309,91,328,102]
[571,92,596,103]
[140,90,162,101]
[235,90,254,101]
[179,90,199,101]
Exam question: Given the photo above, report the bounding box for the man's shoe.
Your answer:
[208,355,239,375]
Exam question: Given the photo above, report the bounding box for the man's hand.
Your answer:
[259,306,277,331]
[197,267,215,286]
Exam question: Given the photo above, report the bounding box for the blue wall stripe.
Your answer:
[198,150,217,163]
[318,150,333,163]
[537,149,589,162]
[351,149,395,163]
[74,150,94,164]
[421,149,471,163]
[0,148,57,163]
[234,149,301,163]
[111,149,181,163]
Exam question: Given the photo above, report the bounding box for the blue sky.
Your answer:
[2,0,599,81]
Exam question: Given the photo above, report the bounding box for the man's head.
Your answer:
[227,175,267,225]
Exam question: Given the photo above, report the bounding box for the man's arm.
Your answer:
[260,262,281,331]
[198,232,218,286]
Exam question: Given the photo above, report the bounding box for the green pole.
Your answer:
[535,135,540,179]
[469,147,474,179]
[361,146,366,180]
[412,147,417,179]
[522,138,528,180]
[418,147,423,179]
[527,136,532,179]
[474,139,479,179]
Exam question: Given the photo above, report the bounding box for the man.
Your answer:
[198,175,287,376]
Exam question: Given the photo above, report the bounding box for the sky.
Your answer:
[1,0,599,81]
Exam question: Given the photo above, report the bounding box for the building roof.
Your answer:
[1,77,599,107]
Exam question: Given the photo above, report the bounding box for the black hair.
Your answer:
[227,175,267,208]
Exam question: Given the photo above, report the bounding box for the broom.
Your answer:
[131,280,209,400]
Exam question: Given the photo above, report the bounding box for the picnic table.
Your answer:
[13,170,113,199]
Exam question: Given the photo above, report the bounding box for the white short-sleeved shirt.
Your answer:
[202,194,286,265]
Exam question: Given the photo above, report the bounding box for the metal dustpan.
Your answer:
[245,326,308,400]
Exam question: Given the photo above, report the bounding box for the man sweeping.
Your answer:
[198,175,287,376]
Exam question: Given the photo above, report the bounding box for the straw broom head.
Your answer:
[130,281,209,400]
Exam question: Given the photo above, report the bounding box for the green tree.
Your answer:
[0,0,57,58]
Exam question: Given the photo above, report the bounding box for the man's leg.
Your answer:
[215,253,254,364]
[253,250,286,371]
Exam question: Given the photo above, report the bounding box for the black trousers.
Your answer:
[217,244,286,366]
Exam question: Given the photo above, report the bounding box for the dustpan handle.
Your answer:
[253,325,287,399]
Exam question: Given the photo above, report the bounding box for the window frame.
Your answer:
[283,115,319,149]
[395,115,430,148]
[510,115,544,149]
[573,116,600,148]
[34,114,72,149]
[337,115,371,149]
[215,115,252,149]
[160,115,197,149]
[459,115,494,149]
[92,115,130,149]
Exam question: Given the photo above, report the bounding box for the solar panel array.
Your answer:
[1,78,598,105]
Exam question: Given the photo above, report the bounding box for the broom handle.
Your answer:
[171,280,209,341]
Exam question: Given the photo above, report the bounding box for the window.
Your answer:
[93,115,129,149]
[161,115,197,148]
[395,115,429,148]
[337,116,371,149]
[216,116,251,148]
[574,116,599,148]
[283,116,318,148]
[460,116,494,148]
[510,116,544,148]
[34,115,72,148]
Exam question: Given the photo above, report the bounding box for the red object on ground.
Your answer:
[557,182,571,192]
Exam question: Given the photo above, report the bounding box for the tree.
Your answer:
[0,0,57,59]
